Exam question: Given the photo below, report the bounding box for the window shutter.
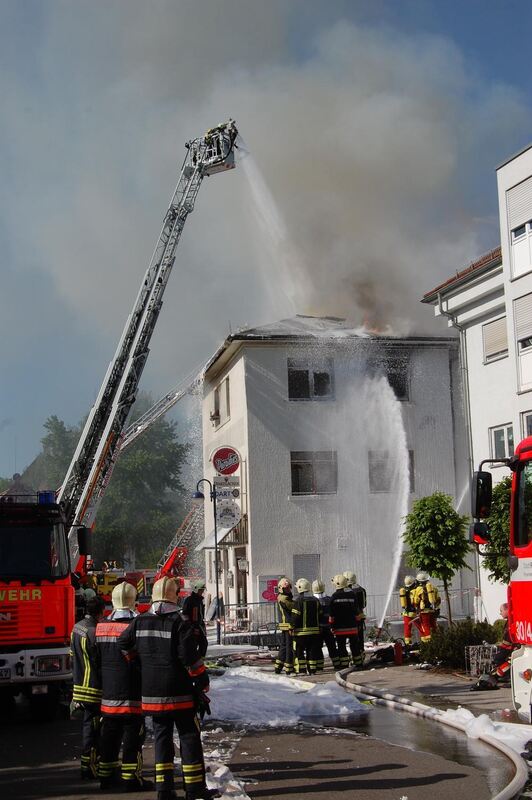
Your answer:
[482,317,508,359]
[514,294,532,341]
[507,176,532,230]
[293,554,320,582]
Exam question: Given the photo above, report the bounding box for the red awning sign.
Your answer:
[212,446,240,475]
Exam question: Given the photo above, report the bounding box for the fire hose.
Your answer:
[336,667,529,800]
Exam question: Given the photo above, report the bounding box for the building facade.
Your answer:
[199,316,473,623]
[423,143,532,622]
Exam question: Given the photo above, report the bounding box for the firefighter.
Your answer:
[182,579,208,657]
[330,574,361,669]
[471,603,518,690]
[399,575,418,647]
[291,578,321,675]
[117,576,218,800]
[275,577,295,674]
[96,582,153,792]
[412,571,441,643]
[312,579,339,670]
[344,570,367,666]
[70,594,105,780]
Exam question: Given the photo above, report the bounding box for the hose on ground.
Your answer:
[335,667,529,800]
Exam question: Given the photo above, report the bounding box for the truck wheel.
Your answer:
[29,690,59,722]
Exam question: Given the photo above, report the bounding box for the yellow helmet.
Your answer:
[295,578,311,593]
[343,570,356,586]
[112,581,137,610]
[312,579,325,593]
[152,576,178,604]
[332,574,348,589]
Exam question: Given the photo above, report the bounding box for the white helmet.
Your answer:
[112,581,137,610]
[343,570,356,586]
[152,576,178,604]
[416,571,429,583]
[277,577,292,592]
[296,577,311,594]
[312,579,325,593]
[404,575,416,588]
[332,574,348,589]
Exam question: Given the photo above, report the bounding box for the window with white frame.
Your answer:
[522,411,532,439]
[507,177,532,278]
[211,377,230,427]
[514,293,532,390]
[290,451,337,495]
[482,317,508,363]
[490,424,514,460]
[287,358,334,400]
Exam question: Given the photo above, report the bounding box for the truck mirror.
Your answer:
[471,471,492,518]
[469,521,490,545]
[508,554,518,572]
[77,526,90,556]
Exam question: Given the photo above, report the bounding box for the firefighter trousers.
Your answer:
[152,710,206,793]
[417,611,437,643]
[99,714,145,784]
[318,628,340,670]
[275,630,294,673]
[335,634,362,668]
[294,634,321,674]
[81,703,101,778]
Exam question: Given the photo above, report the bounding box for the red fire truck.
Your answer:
[472,436,532,722]
[0,121,237,718]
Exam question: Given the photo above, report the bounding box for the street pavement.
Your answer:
[0,661,520,800]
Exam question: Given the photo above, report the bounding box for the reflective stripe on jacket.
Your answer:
[277,592,295,631]
[329,589,359,636]
[70,615,102,704]
[291,594,320,636]
[95,616,141,716]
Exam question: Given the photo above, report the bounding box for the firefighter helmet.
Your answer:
[152,576,178,604]
[277,577,292,592]
[296,578,311,593]
[192,579,206,592]
[332,574,348,589]
[404,575,416,587]
[416,571,429,583]
[112,581,137,610]
[312,579,325,593]
[343,570,356,586]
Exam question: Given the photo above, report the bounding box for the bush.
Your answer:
[419,619,499,670]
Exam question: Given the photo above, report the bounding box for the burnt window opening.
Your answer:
[291,451,337,495]
[287,358,334,401]
[368,353,410,401]
[368,449,414,493]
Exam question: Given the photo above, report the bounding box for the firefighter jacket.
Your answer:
[277,591,296,631]
[351,584,367,621]
[314,592,332,629]
[181,592,207,634]
[291,594,320,636]
[499,621,517,653]
[95,610,141,716]
[413,581,441,612]
[399,584,417,617]
[117,605,208,716]
[329,588,360,635]
[70,614,102,706]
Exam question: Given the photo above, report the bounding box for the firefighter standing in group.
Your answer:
[70,593,105,780]
[182,579,208,658]
[117,576,217,800]
[95,582,153,792]
[412,571,441,643]
[312,579,340,670]
[344,570,367,666]
[329,574,361,669]
[275,577,296,675]
[291,578,321,675]
[399,575,418,647]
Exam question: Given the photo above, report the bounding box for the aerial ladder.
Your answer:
[154,505,206,580]
[58,120,238,568]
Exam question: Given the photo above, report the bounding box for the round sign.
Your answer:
[212,446,240,475]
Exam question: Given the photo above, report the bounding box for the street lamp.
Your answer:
[192,478,221,645]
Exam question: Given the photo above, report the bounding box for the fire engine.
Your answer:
[472,435,532,722]
[0,120,238,718]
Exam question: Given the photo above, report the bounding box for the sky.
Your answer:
[1,0,532,477]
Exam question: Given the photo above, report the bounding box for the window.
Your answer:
[368,353,410,401]
[513,224,527,240]
[514,461,532,547]
[287,358,334,400]
[490,424,514,460]
[482,317,508,363]
[522,411,532,439]
[367,449,414,493]
[293,554,320,583]
[409,450,415,493]
[290,451,337,495]
[507,177,532,277]
[211,377,230,427]
[514,293,532,390]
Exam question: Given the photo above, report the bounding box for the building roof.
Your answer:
[421,246,502,304]
[204,315,457,377]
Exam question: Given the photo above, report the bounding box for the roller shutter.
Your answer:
[515,294,532,342]
[507,176,532,231]
[293,554,320,583]
[482,317,508,360]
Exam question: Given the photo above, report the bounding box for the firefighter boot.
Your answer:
[157,790,179,800]
[123,776,155,792]
[185,788,222,800]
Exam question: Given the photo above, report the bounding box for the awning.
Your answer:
[195,525,235,551]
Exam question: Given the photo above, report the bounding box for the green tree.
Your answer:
[23,416,80,490]
[0,477,10,492]
[481,476,511,585]
[403,492,470,624]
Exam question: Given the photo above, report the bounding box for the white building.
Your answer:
[422,143,532,622]
[199,315,473,623]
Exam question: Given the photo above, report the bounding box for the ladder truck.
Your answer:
[472,435,532,722]
[0,120,238,718]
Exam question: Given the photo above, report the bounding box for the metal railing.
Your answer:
[218,602,280,647]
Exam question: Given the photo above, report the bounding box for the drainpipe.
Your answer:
[437,292,481,620]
